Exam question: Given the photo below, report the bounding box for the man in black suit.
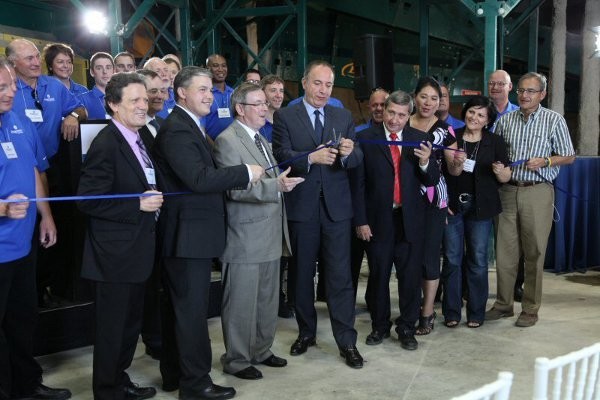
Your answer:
[153,66,263,400]
[350,90,438,350]
[77,72,163,400]
[272,60,364,369]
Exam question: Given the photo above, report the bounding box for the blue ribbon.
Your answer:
[0,191,189,204]
[357,138,464,152]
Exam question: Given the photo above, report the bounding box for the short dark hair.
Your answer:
[460,95,498,129]
[414,76,442,98]
[173,66,211,102]
[104,72,146,116]
[90,52,114,69]
[244,68,261,81]
[260,74,284,88]
[232,82,264,117]
[42,43,74,75]
[385,90,414,114]
[518,72,547,92]
[302,60,334,80]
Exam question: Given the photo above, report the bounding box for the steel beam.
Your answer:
[419,0,430,76]
[528,7,539,71]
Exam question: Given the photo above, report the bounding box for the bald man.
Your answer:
[204,54,234,139]
[487,70,519,132]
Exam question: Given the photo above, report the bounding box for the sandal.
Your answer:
[415,312,436,335]
[444,320,459,328]
[467,321,482,328]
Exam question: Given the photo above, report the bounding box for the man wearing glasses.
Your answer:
[486,72,575,328]
[213,82,303,380]
[487,69,519,132]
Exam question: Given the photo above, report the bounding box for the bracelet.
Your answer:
[545,157,552,167]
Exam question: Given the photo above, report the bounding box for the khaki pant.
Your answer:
[494,183,554,314]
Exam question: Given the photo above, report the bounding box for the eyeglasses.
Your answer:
[147,88,169,95]
[241,101,270,108]
[31,89,43,111]
[516,88,543,95]
[488,81,508,87]
[246,79,260,85]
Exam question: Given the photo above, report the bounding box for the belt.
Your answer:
[458,193,473,203]
[507,181,543,187]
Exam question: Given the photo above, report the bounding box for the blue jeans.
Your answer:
[441,214,492,323]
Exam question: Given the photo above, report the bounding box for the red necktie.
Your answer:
[389,132,402,205]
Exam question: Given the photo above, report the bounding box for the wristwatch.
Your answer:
[69,111,79,121]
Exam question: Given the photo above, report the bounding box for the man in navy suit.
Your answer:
[77,72,163,400]
[272,60,364,369]
[350,90,438,350]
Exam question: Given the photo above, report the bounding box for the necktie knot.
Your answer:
[390,132,398,141]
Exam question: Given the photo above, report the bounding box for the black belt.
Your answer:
[507,181,543,187]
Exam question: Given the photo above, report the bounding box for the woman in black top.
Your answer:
[442,96,511,328]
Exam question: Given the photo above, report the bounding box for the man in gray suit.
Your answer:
[213,83,304,380]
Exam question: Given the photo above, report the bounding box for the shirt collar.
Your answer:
[383,123,403,141]
[112,119,138,140]
[236,119,260,141]
[302,98,324,117]
[176,104,202,129]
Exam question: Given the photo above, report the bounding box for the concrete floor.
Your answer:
[37,266,600,400]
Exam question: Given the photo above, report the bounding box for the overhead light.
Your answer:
[84,10,108,35]
[476,6,484,15]
[498,6,506,15]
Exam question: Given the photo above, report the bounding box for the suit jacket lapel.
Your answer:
[323,105,333,144]
[374,127,394,167]
[234,122,277,178]
[173,107,215,165]
[112,124,150,189]
[294,103,319,146]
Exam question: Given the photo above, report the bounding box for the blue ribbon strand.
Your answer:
[357,138,463,152]
[0,191,189,204]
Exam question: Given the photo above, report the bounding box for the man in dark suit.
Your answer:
[77,72,163,400]
[272,60,364,369]
[153,66,263,400]
[350,90,438,351]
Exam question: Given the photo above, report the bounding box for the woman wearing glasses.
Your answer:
[407,77,457,335]
[442,96,511,328]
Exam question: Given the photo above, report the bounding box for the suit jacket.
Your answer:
[152,106,250,259]
[77,120,158,283]
[272,102,362,222]
[213,120,291,264]
[350,125,439,243]
[138,115,163,151]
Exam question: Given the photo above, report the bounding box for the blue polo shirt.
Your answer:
[444,113,465,130]
[0,111,42,262]
[68,78,88,96]
[356,119,374,132]
[157,87,176,119]
[79,86,108,120]
[490,101,519,132]
[204,84,234,139]
[12,75,82,159]
[259,120,273,142]
[288,96,344,109]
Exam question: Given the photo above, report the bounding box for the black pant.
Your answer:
[160,257,213,397]
[0,252,42,399]
[93,281,145,400]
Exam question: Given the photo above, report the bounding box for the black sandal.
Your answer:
[467,321,483,328]
[444,320,459,328]
[415,312,436,335]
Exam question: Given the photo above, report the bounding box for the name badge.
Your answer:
[463,159,476,173]
[144,167,156,185]
[217,107,231,118]
[168,108,173,114]
[25,109,43,122]
[2,142,18,159]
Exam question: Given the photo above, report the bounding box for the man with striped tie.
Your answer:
[77,72,163,400]
[213,83,304,381]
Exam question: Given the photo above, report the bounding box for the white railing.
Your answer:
[533,342,600,400]
[451,372,514,400]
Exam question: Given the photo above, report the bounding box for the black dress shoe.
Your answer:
[290,336,316,356]
[398,331,418,351]
[123,383,156,400]
[260,354,287,367]
[17,384,72,400]
[339,345,364,369]
[365,330,390,345]
[183,384,236,400]
[231,366,263,380]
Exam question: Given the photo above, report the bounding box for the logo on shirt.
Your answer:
[10,125,24,134]
[43,94,56,102]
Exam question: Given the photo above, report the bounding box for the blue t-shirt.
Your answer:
[288,96,344,109]
[12,75,82,158]
[204,85,234,140]
[355,119,374,132]
[444,113,466,130]
[490,101,519,132]
[79,86,108,120]
[0,111,41,262]
[157,87,176,119]
[259,119,273,143]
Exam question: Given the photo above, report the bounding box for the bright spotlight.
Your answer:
[84,10,108,35]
